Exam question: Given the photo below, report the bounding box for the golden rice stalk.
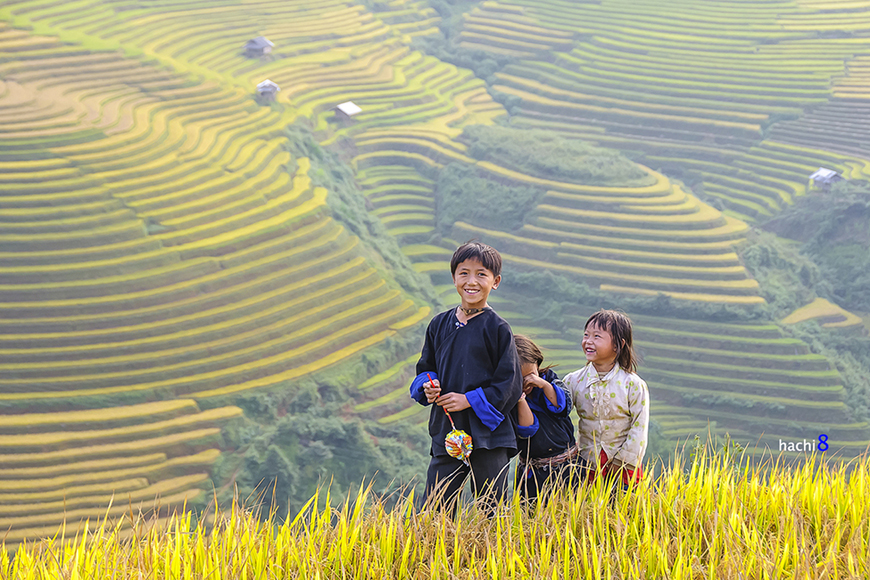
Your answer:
[1,448,868,579]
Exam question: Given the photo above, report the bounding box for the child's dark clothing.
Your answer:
[412,308,522,456]
[410,307,522,504]
[515,369,584,500]
[517,451,585,501]
[425,447,510,512]
[516,369,575,459]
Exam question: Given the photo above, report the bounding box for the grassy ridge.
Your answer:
[2,448,868,578]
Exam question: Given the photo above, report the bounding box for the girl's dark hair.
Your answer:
[584,309,639,373]
[450,241,502,278]
[514,334,555,373]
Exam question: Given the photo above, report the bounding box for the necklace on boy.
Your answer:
[458,306,486,316]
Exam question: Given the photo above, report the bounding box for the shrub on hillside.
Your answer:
[764,180,870,313]
[434,163,544,235]
[737,230,831,320]
[412,36,510,82]
[408,0,511,82]
[459,125,649,185]
[217,380,430,517]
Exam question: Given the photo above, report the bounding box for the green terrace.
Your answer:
[347,126,765,304]
[0,399,240,551]
[769,98,870,159]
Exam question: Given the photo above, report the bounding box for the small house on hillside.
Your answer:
[245,36,274,57]
[808,167,844,190]
[256,79,280,102]
[334,101,362,122]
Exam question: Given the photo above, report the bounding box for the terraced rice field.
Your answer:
[3,0,870,549]
[782,297,866,331]
[337,0,870,459]
[0,9,437,547]
[0,41,427,403]
[448,0,870,222]
[0,399,238,549]
[353,129,762,304]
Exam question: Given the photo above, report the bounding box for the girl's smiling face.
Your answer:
[582,322,619,372]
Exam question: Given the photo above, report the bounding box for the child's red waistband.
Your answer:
[589,449,643,485]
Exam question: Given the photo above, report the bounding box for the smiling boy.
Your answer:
[410,242,522,509]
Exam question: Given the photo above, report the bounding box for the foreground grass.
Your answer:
[2,449,868,579]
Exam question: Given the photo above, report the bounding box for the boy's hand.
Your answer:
[423,378,441,403]
[436,392,470,412]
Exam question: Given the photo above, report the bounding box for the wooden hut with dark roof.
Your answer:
[245,36,274,57]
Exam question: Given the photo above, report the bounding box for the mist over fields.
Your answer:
[2,0,870,547]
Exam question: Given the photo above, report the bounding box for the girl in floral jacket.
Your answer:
[563,310,649,487]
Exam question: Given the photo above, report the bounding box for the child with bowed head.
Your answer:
[409,241,522,510]
[562,310,649,487]
[514,334,586,501]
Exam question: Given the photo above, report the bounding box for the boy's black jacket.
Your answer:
[416,308,523,456]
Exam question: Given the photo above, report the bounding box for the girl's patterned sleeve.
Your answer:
[612,376,650,468]
[561,370,583,409]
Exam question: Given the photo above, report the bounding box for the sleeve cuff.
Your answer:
[516,414,539,439]
[466,387,505,431]
[410,372,436,406]
[545,383,568,414]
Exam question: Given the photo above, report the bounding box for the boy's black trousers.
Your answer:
[424,448,510,511]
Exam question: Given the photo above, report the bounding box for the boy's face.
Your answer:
[582,322,619,368]
[452,258,500,309]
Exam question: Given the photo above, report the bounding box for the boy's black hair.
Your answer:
[450,241,502,278]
